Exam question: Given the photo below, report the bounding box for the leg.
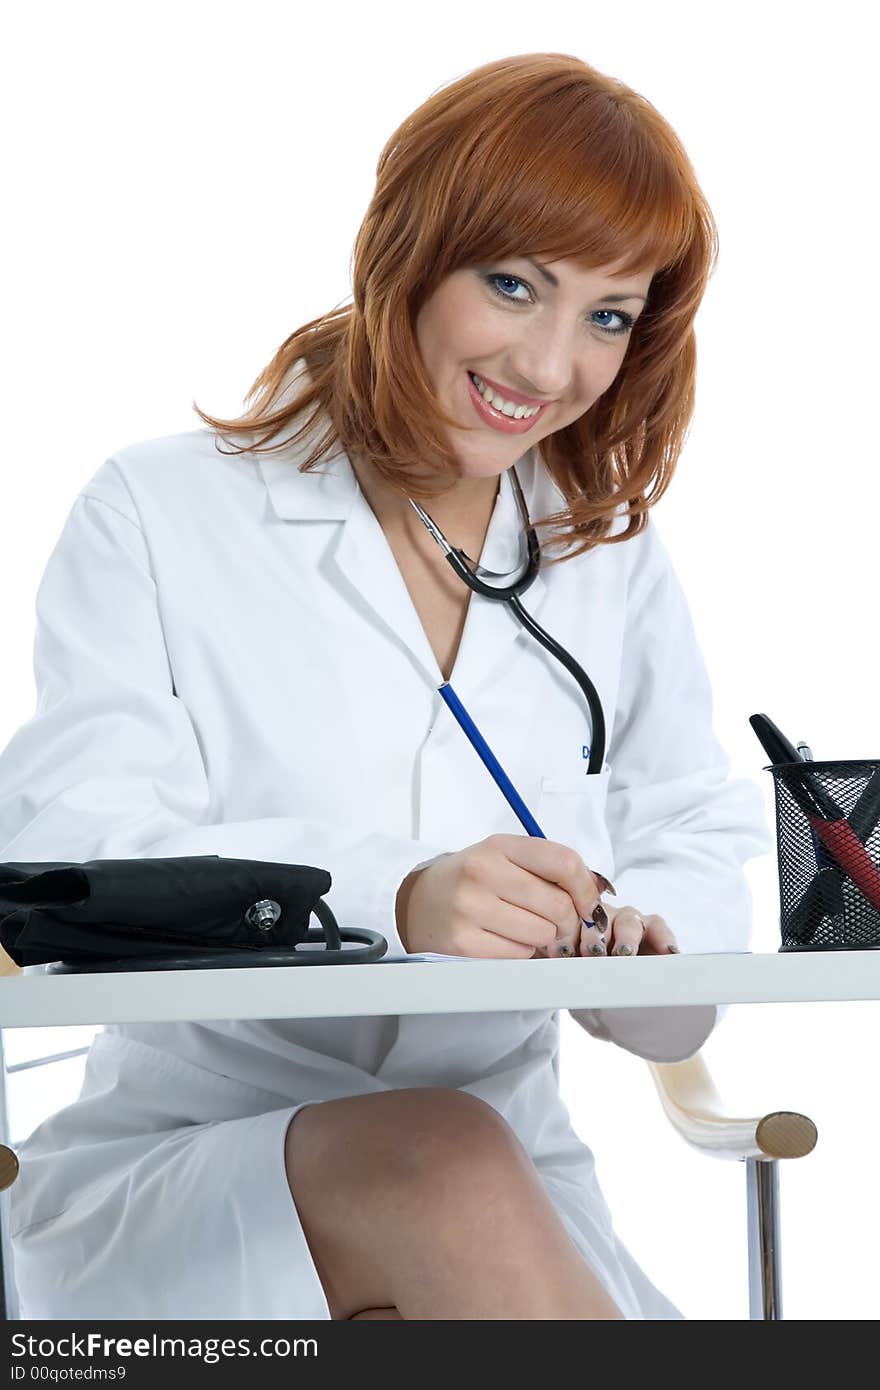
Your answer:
[284,1087,623,1320]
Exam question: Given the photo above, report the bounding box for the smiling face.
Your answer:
[414,254,655,481]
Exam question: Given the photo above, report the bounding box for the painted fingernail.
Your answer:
[614,943,633,956]
[556,943,573,958]
[589,943,606,957]
[593,904,608,931]
[666,944,680,954]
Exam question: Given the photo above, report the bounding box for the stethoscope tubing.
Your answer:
[409,466,607,774]
[504,593,606,775]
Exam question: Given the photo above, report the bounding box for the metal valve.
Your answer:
[244,899,282,933]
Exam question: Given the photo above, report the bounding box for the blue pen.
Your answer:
[438,681,606,956]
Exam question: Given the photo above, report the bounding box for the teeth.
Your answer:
[471,373,541,419]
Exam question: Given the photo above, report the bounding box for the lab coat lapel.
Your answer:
[331,485,444,684]
[258,432,444,683]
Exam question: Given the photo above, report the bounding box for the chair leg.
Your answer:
[746,1157,782,1319]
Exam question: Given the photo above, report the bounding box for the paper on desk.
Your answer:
[387,952,477,962]
[390,950,753,961]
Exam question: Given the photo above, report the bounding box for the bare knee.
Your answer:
[390,1092,549,1249]
[284,1095,522,1251]
[394,1090,537,1219]
[284,1088,531,1310]
[286,1087,522,1200]
[374,1087,528,1190]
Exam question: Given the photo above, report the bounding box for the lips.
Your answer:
[469,371,550,409]
[465,370,550,435]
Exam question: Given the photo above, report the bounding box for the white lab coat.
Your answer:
[1,393,773,1320]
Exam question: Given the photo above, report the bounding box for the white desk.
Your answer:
[2,950,880,1028]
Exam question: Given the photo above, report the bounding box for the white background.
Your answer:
[2,0,878,1320]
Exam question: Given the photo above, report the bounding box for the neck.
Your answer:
[351,459,502,543]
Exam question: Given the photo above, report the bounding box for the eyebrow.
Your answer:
[524,257,648,303]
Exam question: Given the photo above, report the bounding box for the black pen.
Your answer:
[798,739,846,921]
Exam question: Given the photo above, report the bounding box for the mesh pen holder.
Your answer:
[768,759,880,951]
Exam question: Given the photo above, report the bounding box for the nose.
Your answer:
[507,323,582,402]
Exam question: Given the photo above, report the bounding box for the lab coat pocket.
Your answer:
[537,767,615,888]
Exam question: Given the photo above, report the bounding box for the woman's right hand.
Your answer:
[395,834,606,958]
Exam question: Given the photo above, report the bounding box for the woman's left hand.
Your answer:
[578,902,679,957]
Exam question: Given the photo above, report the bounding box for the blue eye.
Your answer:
[484,273,636,337]
[592,307,634,336]
[486,274,532,302]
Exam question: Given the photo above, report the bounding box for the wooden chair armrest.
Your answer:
[647,1053,818,1162]
[0,1146,19,1189]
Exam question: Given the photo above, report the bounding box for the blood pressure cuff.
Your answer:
[0,855,332,967]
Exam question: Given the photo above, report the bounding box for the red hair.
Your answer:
[193,52,718,563]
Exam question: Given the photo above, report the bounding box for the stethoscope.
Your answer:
[407,464,606,774]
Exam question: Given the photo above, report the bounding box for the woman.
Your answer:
[1,53,771,1319]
